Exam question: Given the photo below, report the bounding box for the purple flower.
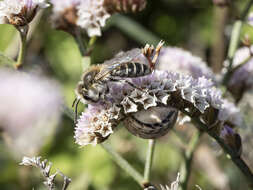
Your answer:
[158,47,215,81]
[218,100,243,127]
[220,125,242,156]
[228,57,253,102]
[74,46,242,146]
[74,104,121,146]
[0,69,62,158]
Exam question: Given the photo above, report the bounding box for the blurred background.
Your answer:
[0,0,253,190]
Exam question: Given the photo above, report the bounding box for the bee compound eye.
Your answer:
[124,106,178,139]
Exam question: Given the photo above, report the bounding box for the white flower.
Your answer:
[77,0,110,37]
[0,0,49,26]
[142,94,157,109]
[121,97,138,113]
[0,69,62,158]
[155,90,170,105]
[130,89,148,103]
[74,105,116,146]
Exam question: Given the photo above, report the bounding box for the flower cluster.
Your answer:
[77,0,110,37]
[74,46,242,146]
[0,68,62,157]
[51,0,110,36]
[74,104,121,146]
[158,47,215,81]
[50,0,147,37]
[0,0,49,26]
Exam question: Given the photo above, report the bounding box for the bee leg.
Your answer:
[107,77,144,91]
[151,40,164,69]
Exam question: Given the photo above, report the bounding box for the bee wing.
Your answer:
[95,48,142,80]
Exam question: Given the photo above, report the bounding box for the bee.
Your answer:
[73,41,164,122]
[124,106,178,139]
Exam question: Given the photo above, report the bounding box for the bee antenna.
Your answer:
[72,98,77,108]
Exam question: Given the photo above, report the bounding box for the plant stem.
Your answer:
[109,14,160,45]
[144,139,156,183]
[179,131,202,190]
[74,28,86,57]
[63,107,147,187]
[223,0,253,84]
[15,26,28,69]
[101,143,144,186]
[181,110,253,187]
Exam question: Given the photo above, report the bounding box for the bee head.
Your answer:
[81,68,100,89]
[76,81,107,103]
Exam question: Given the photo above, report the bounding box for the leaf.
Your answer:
[0,51,15,67]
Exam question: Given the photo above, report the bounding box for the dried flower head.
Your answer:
[0,0,49,26]
[0,69,62,158]
[103,0,147,14]
[158,47,215,81]
[77,0,110,37]
[20,156,71,190]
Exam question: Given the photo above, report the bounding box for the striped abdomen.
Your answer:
[111,62,151,78]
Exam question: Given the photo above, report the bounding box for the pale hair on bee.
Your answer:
[73,41,164,122]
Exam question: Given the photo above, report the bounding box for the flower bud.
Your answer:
[103,0,147,14]
[220,125,242,156]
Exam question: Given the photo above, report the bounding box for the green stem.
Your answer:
[109,14,160,45]
[88,36,97,47]
[179,131,202,190]
[144,139,156,183]
[74,28,86,57]
[15,26,28,69]
[181,110,253,187]
[63,107,145,187]
[223,0,253,84]
[101,143,144,186]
